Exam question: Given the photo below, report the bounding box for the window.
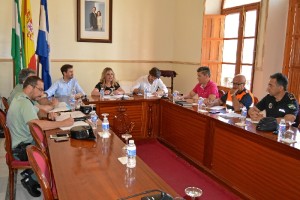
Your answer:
[201,1,261,90]
[220,1,260,90]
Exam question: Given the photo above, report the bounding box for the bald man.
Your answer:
[207,74,254,111]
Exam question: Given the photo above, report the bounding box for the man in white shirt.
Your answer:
[131,67,168,96]
[45,64,85,98]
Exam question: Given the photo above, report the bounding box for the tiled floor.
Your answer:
[0,138,43,200]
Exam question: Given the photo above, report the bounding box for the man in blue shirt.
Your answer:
[45,64,85,98]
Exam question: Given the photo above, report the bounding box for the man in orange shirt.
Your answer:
[207,74,254,111]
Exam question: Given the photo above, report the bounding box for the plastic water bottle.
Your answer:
[100,87,105,99]
[127,140,136,168]
[278,119,286,137]
[101,113,110,137]
[144,86,148,99]
[69,87,76,111]
[172,91,178,103]
[197,97,204,112]
[240,106,247,124]
[90,111,98,129]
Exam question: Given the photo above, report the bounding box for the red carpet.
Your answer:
[136,140,240,200]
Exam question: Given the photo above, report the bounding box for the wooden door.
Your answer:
[201,15,225,85]
[283,0,300,102]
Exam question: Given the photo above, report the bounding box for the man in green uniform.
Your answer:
[7,76,74,197]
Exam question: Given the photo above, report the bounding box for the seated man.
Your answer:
[131,67,168,96]
[8,69,36,105]
[181,66,219,102]
[7,76,74,197]
[45,64,85,98]
[8,68,57,111]
[249,73,299,123]
[207,74,254,111]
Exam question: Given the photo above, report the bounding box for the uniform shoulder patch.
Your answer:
[288,104,296,110]
[288,93,296,100]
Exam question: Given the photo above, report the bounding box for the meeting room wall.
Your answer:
[0,0,290,100]
[0,0,204,97]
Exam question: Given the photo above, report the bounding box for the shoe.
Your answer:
[21,169,34,178]
[21,177,41,197]
[21,169,41,188]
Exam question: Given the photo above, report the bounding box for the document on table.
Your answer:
[50,102,70,112]
[59,121,90,131]
[209,106,226,110]
[218,112,241,118]
[103,95,130,100]
[55,111,86,121]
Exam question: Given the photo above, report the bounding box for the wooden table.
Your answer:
[159,100,300,199]
[87,95,161,139]
[80,96,300,199]
[46,128,178,199]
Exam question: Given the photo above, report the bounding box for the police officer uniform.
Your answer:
[256,92,299,118]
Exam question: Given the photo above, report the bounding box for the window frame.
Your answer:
[221,2,260,91]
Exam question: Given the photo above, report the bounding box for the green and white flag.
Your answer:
[11,0,25,84]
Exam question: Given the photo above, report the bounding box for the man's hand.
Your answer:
[47,112,59,121]
[249,106,263,121]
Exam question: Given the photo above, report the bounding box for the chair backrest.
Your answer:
[26,145,56,200]
[2,97,9,113]
[0,109,13,163]
[218,89,225,98]
[28,122,48,154]
[254,96,259,105]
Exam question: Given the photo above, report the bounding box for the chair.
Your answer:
[254,96,259,105]
[160,70,177,94]
[218,89,225,97]
[0,109,31,200]
[28,122,48,155]
[2,97,9,113]
[26,145,57,200]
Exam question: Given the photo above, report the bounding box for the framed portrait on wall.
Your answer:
[77,0,112,43]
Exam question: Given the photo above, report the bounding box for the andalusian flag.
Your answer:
[21,0,37,70]
[11,0,25,84]
[36,0,52,90]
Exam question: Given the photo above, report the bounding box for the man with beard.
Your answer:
[45,64,85,98]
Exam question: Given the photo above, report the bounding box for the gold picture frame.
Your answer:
[77,0,112,43]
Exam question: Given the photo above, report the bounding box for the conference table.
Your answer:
[83,95,300,199]
[46,126,178,199]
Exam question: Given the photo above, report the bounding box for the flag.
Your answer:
[36,0,51,90]
[11,0,25,84]
[21,0,37,70]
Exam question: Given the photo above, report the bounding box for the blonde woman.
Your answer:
[91,67,125,95]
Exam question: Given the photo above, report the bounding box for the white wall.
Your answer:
[0,0,290,100]
[253,0,289,99]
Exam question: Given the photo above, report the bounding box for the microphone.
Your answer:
[117,189,173,200]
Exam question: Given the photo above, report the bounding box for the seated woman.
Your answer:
[91,67,125,96]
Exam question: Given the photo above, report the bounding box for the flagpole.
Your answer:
[36,56,40,77]
[12,61,16,87]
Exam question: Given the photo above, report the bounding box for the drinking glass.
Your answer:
[284,121,295,140]
[185,187,202,200]
[121,133,132,150]
[110,87,115,96]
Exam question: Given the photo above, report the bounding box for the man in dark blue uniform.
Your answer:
[249,73,298,124]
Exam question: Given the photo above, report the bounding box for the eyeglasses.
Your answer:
[34,86,44,92]
[232,82,245,86]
